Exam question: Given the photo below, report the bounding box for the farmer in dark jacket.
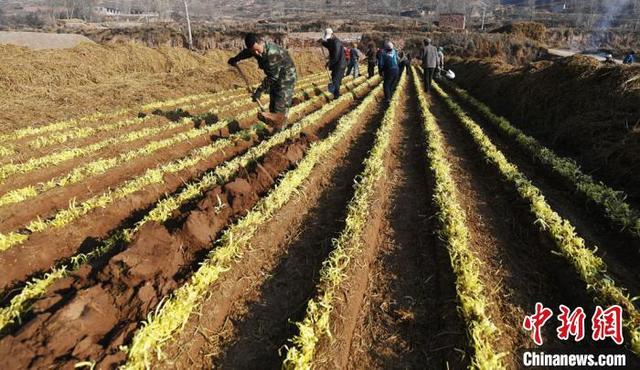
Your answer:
[366,42,377,78]
[420,38,438,92]
[320,28,347,99]
[228,33,297,129]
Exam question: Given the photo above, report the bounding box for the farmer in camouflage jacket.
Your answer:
[228,33,298,130]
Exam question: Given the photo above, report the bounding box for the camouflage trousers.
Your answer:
[270,70,297,114]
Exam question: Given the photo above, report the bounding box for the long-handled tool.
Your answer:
[325,68,335,94]
[235,64,266,112]
[320,45,335,94]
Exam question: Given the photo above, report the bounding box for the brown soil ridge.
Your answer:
[0,72,326,167]
[0,126,250,293]
[0,86,366,370]
[428,91,640,367]
[1,114,169,167]
[444,84,640,296]
[0,98,223,167]
[0,75,317,190]
[307,86,400,370]
[154,90,386,370]
[0,119,189,199]
[0,81,332,232]
[0,83,356,294]
[0,133,312,369]
[449,56,640,205]
[346,82,467,369]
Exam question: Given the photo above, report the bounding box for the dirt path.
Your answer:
[152,91,386,369]
[345,77,467,369]
[427,91,638,367]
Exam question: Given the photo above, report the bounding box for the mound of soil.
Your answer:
[491,22,547,42]
[0,43,324,131]
[0,134,315,369]
[448,55,640,203]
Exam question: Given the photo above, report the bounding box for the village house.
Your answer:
[438,13,466,29]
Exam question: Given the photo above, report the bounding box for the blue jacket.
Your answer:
[623,53,636,64]
[378,49,399,72]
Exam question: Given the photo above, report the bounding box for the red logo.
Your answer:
[592,305,624,345]
[523,304,625,346]
[523,302,554,346]
[556,305,586,342]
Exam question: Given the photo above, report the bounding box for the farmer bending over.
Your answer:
[228,33,298,130]
[320,28,346,99]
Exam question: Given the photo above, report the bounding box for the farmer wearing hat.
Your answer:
[378,40,400,102]
[319,28,347,99]
[603,54,616,65]
[228,33,298,130]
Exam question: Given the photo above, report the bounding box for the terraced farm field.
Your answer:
[0,66,638,369]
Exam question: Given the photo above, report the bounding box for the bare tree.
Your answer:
[48,0,97,21]
[154,0,174,20]
[44,0,58,23]
[635,0,640,30]
[183,0,193,50]
[477,0,497,30]
[528,0,535,21]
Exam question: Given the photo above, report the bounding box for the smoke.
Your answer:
[595,0,632,30]
[590,0,632,50]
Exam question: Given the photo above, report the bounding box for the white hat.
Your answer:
[384,41,394,50]
[445,69,456,80]
[322,28,333,41]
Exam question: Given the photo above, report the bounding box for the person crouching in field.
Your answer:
[228,33,298,130]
